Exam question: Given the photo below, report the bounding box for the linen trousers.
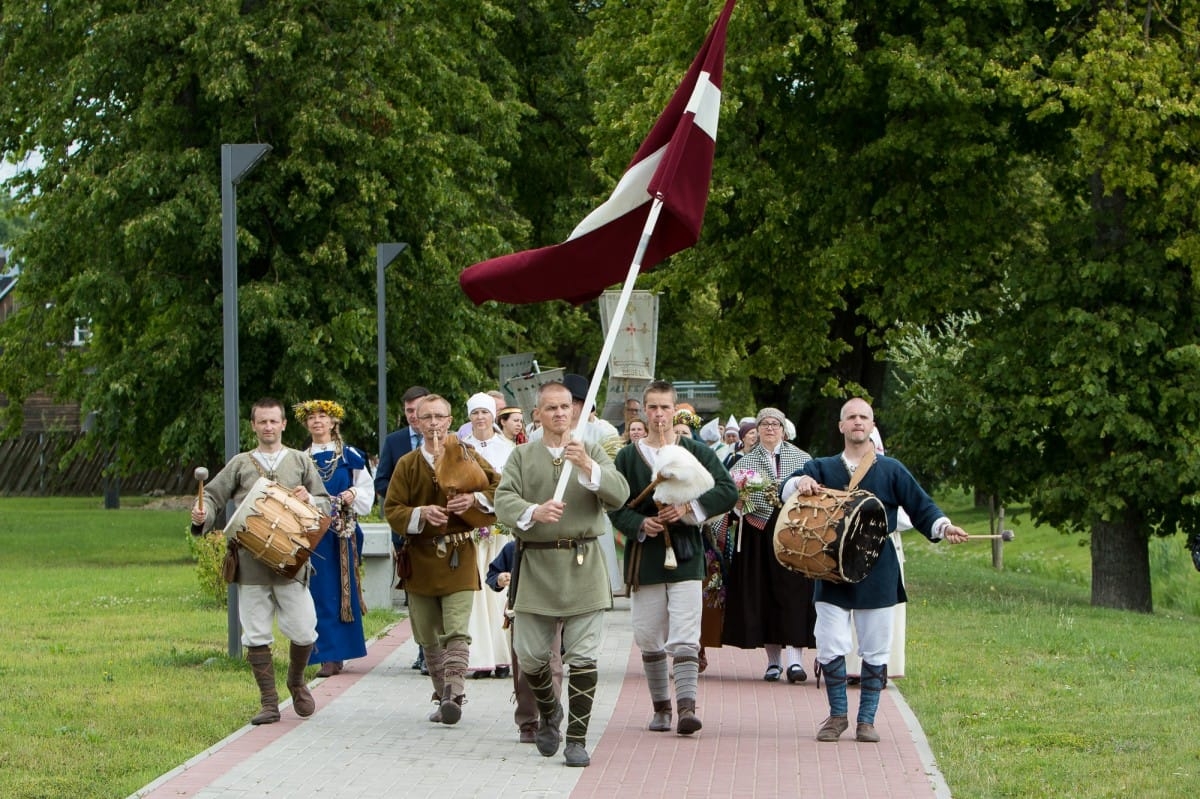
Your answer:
[630,579,703,658]
[814,601,893,666]
[408,590,474,648]
[238,582,318,647]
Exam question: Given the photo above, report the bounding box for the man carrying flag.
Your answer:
[459,0,736,307]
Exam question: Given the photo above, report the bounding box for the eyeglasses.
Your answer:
[418,413,451,421]
[758,420,783,429]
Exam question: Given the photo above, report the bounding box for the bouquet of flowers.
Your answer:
[475,520,514,542]
[730,467,772,517]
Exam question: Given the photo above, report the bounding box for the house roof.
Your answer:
[0,272,16,304]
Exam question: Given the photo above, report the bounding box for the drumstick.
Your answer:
[193,467,209,515]
[965,530,1015,542]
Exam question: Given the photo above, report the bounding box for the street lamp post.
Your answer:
[220,142,271,659]
[376,243,409,453]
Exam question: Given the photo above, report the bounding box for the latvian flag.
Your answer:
[459,0,736,306]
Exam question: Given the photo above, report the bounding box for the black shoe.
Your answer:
[494,666,511,678]
[786,664,807,684]
[471,669,493,679]
[763,664,782,682]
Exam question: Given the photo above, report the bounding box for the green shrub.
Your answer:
[186,528,228,607]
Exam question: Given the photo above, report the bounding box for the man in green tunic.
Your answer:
[495,382,629,767]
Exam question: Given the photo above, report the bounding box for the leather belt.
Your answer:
[521,536,598,550]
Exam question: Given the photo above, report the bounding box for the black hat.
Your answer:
[562,373,589,403]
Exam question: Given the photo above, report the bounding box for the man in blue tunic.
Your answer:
[783,398,968,744]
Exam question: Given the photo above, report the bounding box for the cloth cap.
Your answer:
[467,392,495,416]
[738,420,757,439]
[756,407,788,427]
[562,373,589,403]
[724,415,739,433]
[699,417,721,443]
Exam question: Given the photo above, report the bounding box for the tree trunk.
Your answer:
[1090,515,1152,613]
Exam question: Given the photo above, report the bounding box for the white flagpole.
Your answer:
[552,197,666,502]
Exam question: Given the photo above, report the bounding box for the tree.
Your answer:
[580,0,1057,450]
[0,1,537,464]
[890,2,1200,611]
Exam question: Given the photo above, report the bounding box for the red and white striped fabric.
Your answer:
[459,0,736,306]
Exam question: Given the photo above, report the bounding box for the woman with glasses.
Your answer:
[720,407,818,684]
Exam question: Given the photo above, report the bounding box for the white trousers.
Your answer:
[814,601,893,666]
[630,580,702,659]
[238,582,318,648]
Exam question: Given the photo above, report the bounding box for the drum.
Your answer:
[772,488,889,583]
[227,478,331,580]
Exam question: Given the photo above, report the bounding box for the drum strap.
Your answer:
[846,450,876,491]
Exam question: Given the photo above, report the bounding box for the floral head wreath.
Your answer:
[293,399,346,423]
[673,409,703,429]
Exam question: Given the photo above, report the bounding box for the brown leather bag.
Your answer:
[222,537,239,583]
[394,541,413,587]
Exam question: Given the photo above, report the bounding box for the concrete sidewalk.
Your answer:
[132,598,950,798]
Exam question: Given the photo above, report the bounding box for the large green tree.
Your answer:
[890,1,1200,612]
[581,0,1054,451]
[0,0,542,464]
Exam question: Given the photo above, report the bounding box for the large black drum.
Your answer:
[772,488,889,583]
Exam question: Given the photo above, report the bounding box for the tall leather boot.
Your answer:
[855,661,888,743]
[287,642,316,718]
[673,653,702,735]
[643,651,671,731]
[816,655,849,742]
[439,638,470,725]
[247,645,280,725]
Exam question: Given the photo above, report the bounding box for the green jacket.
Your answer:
[609,436,737,586]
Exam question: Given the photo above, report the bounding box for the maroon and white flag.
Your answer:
[459,0,736,306]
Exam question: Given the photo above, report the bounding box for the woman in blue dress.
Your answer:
[294,400,375,677]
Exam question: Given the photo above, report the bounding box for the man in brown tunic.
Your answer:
[384,394,500,724]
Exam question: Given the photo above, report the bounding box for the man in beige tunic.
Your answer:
[191,397,331,726]
[495,382,629,767]
[384,394,500,725]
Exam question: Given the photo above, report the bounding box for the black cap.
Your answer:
[562,373,589,402]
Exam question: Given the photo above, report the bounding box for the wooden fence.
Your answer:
[0,432,198,496]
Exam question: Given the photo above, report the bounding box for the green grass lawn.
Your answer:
[0,497,399,799]
[900,492,1200,798]
[1,493,1198,798]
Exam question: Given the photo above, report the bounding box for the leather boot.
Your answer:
[676,698,702,735]
[287,642,316,718]
[247,645,280,725]
[817,655,849,742]
[648,700,672,732]
[856,661,887,742]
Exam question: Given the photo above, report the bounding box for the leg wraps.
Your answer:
[247,645,280,725]
[857,661,887,724]
[565,660,598,746]
[820,655,848,718]
[441,639,470,701]
[287,642,316,717]
[672,654,700,703]
[424,646,446,700]
[642,650,670,703]
[525,666,560,719]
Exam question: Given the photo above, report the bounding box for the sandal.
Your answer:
[763,664,782,682]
